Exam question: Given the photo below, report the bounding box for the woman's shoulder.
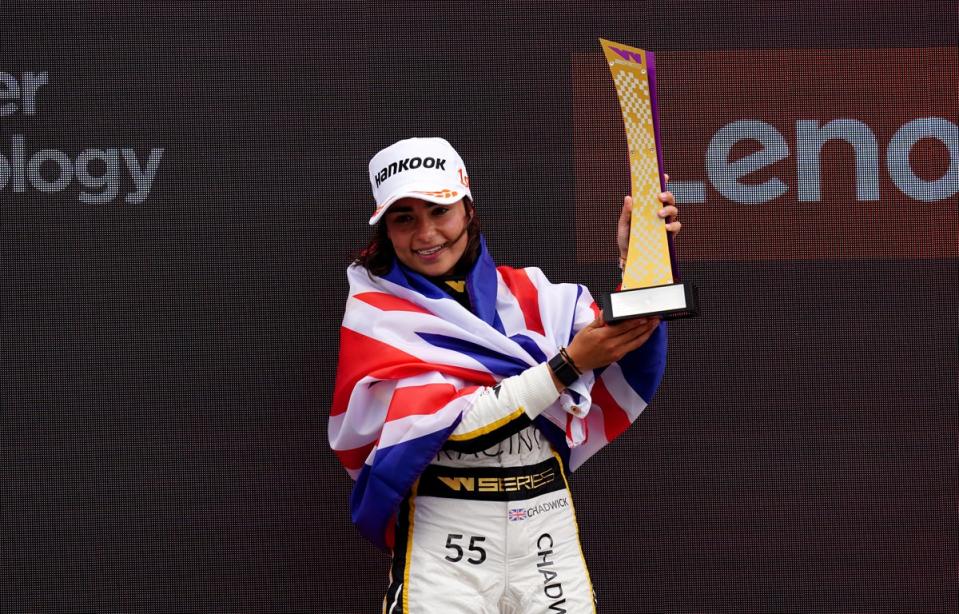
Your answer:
[496,264,583,287]
[496,264,550,287]
[496,265,591,302]
[495,264,546,278]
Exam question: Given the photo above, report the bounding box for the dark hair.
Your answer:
[355,198,481,277]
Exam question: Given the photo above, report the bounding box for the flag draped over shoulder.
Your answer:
[329,239,667,550]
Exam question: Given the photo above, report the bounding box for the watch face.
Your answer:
[549,353,578,387]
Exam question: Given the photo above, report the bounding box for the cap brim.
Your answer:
[368,185,469,225]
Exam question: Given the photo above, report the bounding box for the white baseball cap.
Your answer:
[367,137,472,225]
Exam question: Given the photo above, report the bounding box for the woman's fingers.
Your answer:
[611,319,660,356]
[620,196,633,224]
[612,316,658,338]
[658,204,678,218]
[658,200,680,234]
[605,317,650,336]
[601,317,658,350]
[617,196,632,258]
[585,313,607,331]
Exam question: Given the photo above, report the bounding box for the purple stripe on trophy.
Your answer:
[647,51,666,192]
[646,51,682,281]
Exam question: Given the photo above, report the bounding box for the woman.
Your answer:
[330,137,680,613]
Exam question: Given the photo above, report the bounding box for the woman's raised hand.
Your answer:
[618,173,681,265]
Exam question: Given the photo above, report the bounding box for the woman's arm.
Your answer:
[442,362,559,452]
[446,184,681,453]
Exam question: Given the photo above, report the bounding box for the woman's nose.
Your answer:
[413,217,437,239]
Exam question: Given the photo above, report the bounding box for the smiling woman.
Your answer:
[356,196,482,279]
[331,136,679,612]
[356,138,482,279]
[383,198,471,277]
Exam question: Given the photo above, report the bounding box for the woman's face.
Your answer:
[384,197,470,277]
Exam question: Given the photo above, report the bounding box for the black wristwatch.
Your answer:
[548,352,580,388]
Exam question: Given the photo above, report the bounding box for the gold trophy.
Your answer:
[598,38,699,322]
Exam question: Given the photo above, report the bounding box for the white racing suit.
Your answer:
[383,363,596,613]
[333,257,667,611]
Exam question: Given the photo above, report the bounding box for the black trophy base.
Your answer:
[601,282,699,323]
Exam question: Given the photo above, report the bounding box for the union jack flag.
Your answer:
[508,508,527,522]
[329,239,667,550]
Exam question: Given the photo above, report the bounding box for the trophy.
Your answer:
[597,39,699,323]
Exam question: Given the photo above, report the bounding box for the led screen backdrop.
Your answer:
[3,2,955,612]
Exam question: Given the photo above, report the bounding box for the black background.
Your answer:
[3,2,955,612]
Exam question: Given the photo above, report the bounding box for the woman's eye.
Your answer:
[433,207,449,216]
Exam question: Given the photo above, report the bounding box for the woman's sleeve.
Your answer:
[443,362,559,453]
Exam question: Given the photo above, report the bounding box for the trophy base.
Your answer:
[601,282,699,323]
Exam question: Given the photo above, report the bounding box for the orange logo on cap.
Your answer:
[458,168,470,188]
[412,189,460,198]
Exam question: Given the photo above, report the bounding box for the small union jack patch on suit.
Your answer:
[508,508,527,522]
